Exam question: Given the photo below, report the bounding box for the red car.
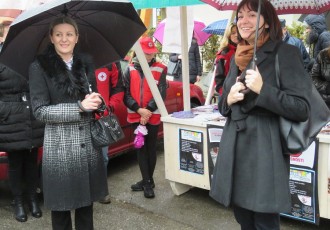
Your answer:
[0,81,205,180]
[0,151,9,181]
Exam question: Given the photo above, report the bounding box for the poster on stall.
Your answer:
[206,124,223,183]
[281,141,320,225]
[179,129,204,174]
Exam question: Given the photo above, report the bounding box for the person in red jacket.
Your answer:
[95,61,124,204]
[214,23,238,95]
[123,37,167,198]
[95,62,124,113]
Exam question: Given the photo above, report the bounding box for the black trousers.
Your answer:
[233,206,280,230]
[7,148,39,197]
[135,123,159,183]
[51,204,93,230]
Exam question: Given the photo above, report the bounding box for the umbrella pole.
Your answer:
[240,0,261,95]
[179,6,191,111]
[251,0,262,70]
[204,65,217,105]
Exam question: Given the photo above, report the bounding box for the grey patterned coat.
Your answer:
[29,45,108,211]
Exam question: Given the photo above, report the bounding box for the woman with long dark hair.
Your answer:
[210,0,312,229]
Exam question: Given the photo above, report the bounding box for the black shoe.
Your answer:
[131,180,144,191]
[99,195,111,204]
[13,197,27,222]
[143,184,155,199]
[28,196,42,218]
[131,180,155,191]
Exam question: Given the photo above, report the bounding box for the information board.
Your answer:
[281,141,320,225]
[179,129,204,174]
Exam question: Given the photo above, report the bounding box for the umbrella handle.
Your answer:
[237,75,250,94]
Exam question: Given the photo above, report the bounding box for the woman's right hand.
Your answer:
[81,92,102,111]
[227,79,246,106]
[137,108,152,120]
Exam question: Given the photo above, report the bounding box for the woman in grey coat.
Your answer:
[210,0,311,229]
[29,17,108,230]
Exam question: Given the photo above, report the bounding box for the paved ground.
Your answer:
[1,141,330,229]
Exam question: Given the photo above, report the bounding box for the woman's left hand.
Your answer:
[245,67,263,94]
[140,117,149,125]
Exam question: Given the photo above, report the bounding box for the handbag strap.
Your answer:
[274,41,283,88]
[275,51,280,88]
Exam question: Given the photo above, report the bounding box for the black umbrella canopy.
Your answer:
[0,0,146,78]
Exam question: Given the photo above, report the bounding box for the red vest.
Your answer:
[127,62,166,125]
[215,44,237,94]
[215,44,237,77]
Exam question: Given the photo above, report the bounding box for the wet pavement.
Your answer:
[1,141,330,229]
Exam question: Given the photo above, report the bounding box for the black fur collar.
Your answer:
[36,45,93,99]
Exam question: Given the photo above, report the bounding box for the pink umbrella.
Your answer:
[200,0,330,14]
[153,19,211,46]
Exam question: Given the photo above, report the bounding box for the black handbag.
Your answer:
[275,52,330,153]
[81,73,125,147]
[167,60,180,77]
[91,106,125,147]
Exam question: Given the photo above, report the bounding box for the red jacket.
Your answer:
[214,44,237,94]
[95,62,124,115]
[124,60,167,125]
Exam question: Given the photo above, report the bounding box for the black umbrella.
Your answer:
[0,0,146,78]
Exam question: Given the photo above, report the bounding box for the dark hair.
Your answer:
[236,0,282,42]
[49,17,79,36]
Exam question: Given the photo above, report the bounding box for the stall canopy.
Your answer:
[132,6,195,116]
[130,1,209,112]
[130,0,204,9]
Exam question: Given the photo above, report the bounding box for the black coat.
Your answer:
[169,39,202,84]
[310,48,330,108]
[0,63,44,152]
[210,41,311,213]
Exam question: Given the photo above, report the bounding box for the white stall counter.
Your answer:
[161,115,330,220]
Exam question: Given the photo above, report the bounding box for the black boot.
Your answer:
[143,180,155,199]
[28,195,42,218]
[13,196,27,222]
